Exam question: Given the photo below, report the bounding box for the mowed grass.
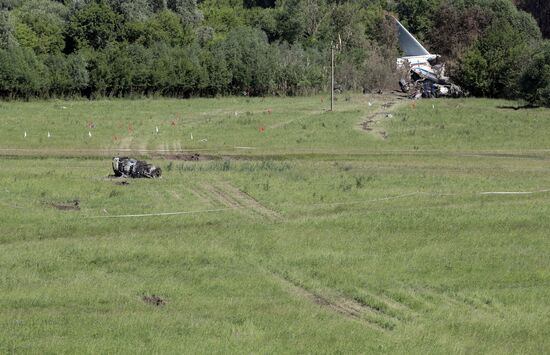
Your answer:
[1,95,550,353]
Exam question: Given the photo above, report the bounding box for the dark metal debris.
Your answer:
[112,157,162,179]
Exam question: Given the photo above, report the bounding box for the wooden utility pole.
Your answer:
[331,43,334,112]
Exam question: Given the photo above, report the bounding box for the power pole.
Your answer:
[331,43,334,112]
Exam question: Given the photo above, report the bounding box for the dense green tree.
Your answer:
[244,6,277,41]
[108,0,151,21]
[457,18,533,97]
[167,0,202,26]
[66,1,120,51]
[200,0,244,36]
[274,42,324,95]
[0,0,22,10]
[149,0,167,12]
[126,10,194,47]
[200,45,231,95]
[275,0,304,44]
[12,0,67,54]
[396,0,442,43]
[0,9,16,48]
[0,0,547,100]
[0,46,48,97]
[220,26,276,95]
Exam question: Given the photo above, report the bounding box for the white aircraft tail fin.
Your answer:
[394,17,430,57]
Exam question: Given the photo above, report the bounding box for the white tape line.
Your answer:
[83,189,550,220]
[86,207,242,219]
[479,189,550,195]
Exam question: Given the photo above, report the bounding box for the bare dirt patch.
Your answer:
[50,200,80,211]
[143,295,166,306]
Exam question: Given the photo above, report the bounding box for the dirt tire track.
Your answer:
[359,100,400,140]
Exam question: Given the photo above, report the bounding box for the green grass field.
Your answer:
[1,95,549,353]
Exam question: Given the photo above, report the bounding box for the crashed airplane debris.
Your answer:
[394,17,466,99]
[112,157,162,178]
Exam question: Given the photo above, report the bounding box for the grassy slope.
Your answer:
[0,95,549,353]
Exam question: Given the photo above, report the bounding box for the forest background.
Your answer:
[1,0,550,106]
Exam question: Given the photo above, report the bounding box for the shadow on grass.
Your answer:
[496,104,538,110]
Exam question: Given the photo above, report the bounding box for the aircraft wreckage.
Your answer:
[394,17,466,99]
[112,157,162,178]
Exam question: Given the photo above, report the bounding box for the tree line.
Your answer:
[0,0,549,106]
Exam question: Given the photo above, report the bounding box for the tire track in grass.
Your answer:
[268,270,401,331]
[192,181,280,220]
[405,285,502,317]
[216,181,280,220]
[185,185,213,206]
[266,267,505,333]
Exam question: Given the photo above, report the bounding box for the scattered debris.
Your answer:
[24,131,27,138]
[47,132,51,138]
[112,157,162,178]
[143,295,165,306]
[394,17,467,99]
[51,200,80,211]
